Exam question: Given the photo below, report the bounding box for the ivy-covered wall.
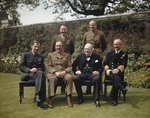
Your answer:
[0,11,150,58]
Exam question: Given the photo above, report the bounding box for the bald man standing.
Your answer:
[72,43,103,107]
[82,20,107,95]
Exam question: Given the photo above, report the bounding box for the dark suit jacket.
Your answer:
[72,53,103,75]
[19,51,45,81]
[103,50,128,80]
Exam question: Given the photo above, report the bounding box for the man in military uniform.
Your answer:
[19,40,47,109]
[51,25,74,55]
[50,25,75,94]
[103,39,128,106]
[46,41,73,108]
[82,20,107,94]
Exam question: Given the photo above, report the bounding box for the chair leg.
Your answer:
[19,84,23,103]
[118,89,121,97]
[124,94,126,102]
[104,84,107,100]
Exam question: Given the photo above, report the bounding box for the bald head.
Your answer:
[89,20,97,32]
[55,41,63,53]
[84,43,93,56]
[113,39,122,51]
[55,41,63,46]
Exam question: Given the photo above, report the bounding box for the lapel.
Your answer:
[91,54,95,65]
[29,51,35,62]
[80,54,86,67]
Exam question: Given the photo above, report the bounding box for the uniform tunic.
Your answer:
[50,34,74,55]
[82,30,106,59]
[46,51,73,97]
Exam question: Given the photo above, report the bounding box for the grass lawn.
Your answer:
[0,73,150,118]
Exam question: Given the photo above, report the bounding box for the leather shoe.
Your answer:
[76,98,84,104]
[47,99,53,108]
[95,100,101,107]
[122,88,127,95]
[67,96,73,107]
[37,102,47,108]
[111,100,118,106]
[36,95,41,102]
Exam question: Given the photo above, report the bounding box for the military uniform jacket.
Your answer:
[19,51,45,80]
[82,30,106,52]
[50,34,75,55]
[72,53,103,75]
[103,50,128,80]
[46,51,72,74]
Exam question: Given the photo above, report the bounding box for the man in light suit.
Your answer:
[72,43,103,107]
[103,39,128,106]
[46,41,73,108]
[19,40,47,108]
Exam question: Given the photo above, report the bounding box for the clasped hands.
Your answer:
[106,68,119,76]
[30,68,38,74]
[54,71,66,78]
[75,70,99,76]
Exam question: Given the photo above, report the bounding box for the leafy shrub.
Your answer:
[125,54,150,88]
[0,55,20,73]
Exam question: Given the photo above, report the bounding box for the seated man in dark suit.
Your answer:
[19,40,47,108]
[72,43,103,107]
[103,39,128,106]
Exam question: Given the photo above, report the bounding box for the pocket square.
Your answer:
[95,60,98,63]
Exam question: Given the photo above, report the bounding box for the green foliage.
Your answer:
[0,27,18,48]
[1,0,150,22]
[0,55,20,73]
[48,0,150,20]
[8,25,50,57]
[71,41,82,62]
[125,54,150,88]
[97,16,146,32]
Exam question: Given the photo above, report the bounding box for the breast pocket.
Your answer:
[27,58,33,67]
[35,57,42,67]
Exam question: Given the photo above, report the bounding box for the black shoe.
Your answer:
[122,88,127,95]
[37,102,48,109]
[76,98,84,104]
[36,95,41,102]
[111,100,118,106]
[95,100,101,107]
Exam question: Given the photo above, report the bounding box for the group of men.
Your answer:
[19,20,128,109]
